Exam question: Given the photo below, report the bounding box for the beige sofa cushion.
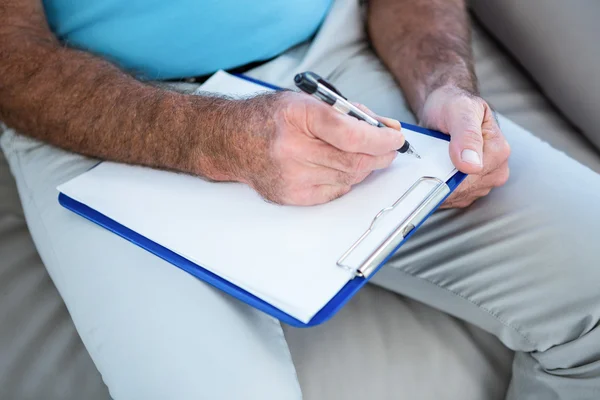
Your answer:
[472,0,600,151]
[0,151,109,399]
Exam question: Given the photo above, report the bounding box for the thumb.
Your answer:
[448,113,484,174]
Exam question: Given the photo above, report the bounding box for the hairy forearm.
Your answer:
[367,0,477,118]
[0,42,194,174]
[0,2,256,181]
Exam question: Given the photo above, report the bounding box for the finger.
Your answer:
[353,103,401,131]
[313,184,352,205]
[305,141,397,173]
[309,103,405,155]
[442,161,508,209]
[352,171,371,185]
[464,159,509,190]
[475,188,492,198]
[480,161,510,188]
[291,184,352,206]
[482,107,502,141]
[307,165,361,186]
[481,114,511,173]
[447,106,485,174]
[281,160,367,188]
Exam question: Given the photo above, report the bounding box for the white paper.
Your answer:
[58,71,457,323]
[194,70,272,97]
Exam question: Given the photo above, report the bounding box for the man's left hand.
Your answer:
[420,86,511,208]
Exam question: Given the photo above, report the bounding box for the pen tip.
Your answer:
[408,145,421,159]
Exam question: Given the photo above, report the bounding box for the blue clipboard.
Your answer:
[58,75,466,328]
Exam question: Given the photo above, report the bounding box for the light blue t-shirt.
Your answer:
[43,0,332,80]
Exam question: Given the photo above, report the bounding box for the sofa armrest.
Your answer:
[471,0,600,151]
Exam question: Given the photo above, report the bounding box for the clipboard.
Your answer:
[57,74,466,328]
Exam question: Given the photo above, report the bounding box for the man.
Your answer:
[0,0,598,399]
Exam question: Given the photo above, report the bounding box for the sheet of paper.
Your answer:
[194,70,272,97]
[58,71,457,323]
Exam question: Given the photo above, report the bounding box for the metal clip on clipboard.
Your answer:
[337,176,451,279]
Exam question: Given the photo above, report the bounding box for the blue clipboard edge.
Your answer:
[58,73,467,327]
[58,135,465,328]
[233,73,282,91]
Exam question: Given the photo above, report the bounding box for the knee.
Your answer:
[106,359,303,400]
[501,245,600,353]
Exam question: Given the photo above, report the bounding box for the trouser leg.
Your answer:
[0,130,303,400]
[328,49,600,399]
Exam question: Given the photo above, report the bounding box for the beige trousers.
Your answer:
[2,1,600,399]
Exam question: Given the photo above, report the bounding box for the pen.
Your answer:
[294,71,421,159]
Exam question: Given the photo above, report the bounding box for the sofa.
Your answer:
[1,1,598,399]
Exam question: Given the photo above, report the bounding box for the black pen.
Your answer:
[294,71,421,159]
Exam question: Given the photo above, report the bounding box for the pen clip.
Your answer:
[316,77,347,100]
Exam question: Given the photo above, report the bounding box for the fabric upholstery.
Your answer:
[472,0,600,152]
[472,22,600,173]
[0,149,109,399]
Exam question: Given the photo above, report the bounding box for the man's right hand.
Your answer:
[0,0,401,207]
[226,91,405,206]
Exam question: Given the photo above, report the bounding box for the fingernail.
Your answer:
[461,149,481,166]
